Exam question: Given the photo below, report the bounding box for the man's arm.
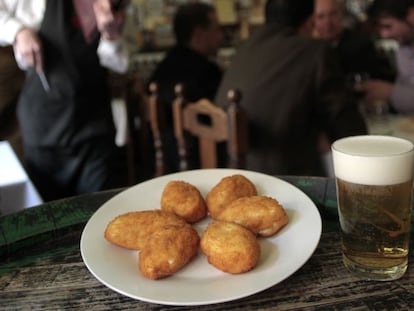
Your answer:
[0,0,44,45]
[390,82,414,114]
[94,0,130,73]
[0,0,44,71]
[359,75,414,115]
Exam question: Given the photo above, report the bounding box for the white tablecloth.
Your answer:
[0,141,43,215]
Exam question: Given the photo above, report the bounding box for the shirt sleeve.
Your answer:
[0,17,24,45]
[389,48,414,114]
[0,0,43,45]
[97,37,129,73]
[0,0,44,70]
[390,83,414,114]
[0,0,21,45]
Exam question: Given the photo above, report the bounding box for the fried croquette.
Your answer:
[104,210,188,250]
[161,180,207,223]
[200,221,260,274]
[139,224,200,280]
[217,196,288,237]
[206,174,257,219]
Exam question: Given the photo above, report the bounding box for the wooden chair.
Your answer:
[145,82,166,177]
[172,84,247,171]
[109,73,165,183]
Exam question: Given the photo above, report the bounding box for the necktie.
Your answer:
[72,0,97,43]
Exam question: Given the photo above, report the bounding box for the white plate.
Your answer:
[80,169,322,306]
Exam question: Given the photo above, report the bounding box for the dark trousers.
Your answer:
[24,137,126,201]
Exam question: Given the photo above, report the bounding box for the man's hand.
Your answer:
[94,0,129,41]
[358,80,394,103]
[14,27,43,72]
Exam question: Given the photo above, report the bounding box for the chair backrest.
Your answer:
[172,84,247,171]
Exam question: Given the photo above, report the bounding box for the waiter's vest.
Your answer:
[18,0,115,147]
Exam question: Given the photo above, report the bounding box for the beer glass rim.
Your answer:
[332,135,414,157]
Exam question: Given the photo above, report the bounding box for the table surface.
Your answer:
[367,114,414,142]
[1,175,414,310]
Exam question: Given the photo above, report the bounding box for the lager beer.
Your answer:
[332,135,414,280]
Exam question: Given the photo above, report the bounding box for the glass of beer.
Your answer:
[332,135,414,280]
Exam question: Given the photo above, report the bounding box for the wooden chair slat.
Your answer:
[172,83,247,170]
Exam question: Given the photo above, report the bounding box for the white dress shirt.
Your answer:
[0,0,129,73]
[391,46,414,114]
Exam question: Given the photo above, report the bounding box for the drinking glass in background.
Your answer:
[363,99,392,135]
[347,72,370,99]
[332,135,414,281]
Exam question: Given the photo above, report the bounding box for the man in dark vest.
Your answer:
[0,0,130,201]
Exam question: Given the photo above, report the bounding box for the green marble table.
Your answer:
[1,176,413,310]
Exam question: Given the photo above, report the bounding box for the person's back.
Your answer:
[149,2,223,173]
[215,0,367,176]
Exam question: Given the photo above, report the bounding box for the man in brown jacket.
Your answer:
[215,0,367,176]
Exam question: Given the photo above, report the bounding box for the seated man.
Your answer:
[359,0,414,114]
[149,2,223,173]
[313,0,395,81]
[215,0,367,177]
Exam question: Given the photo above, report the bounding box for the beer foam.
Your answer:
[332,135,414,185]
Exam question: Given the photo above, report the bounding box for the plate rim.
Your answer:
[80,168,322,306]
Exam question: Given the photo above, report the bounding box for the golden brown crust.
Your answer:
[161,180,207,223]
[104,175,289,280]
[217,196,289,237]
[104,210,188,250]
[200,220,260,274]
[139,224,200,280]
[206,174,257,219]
